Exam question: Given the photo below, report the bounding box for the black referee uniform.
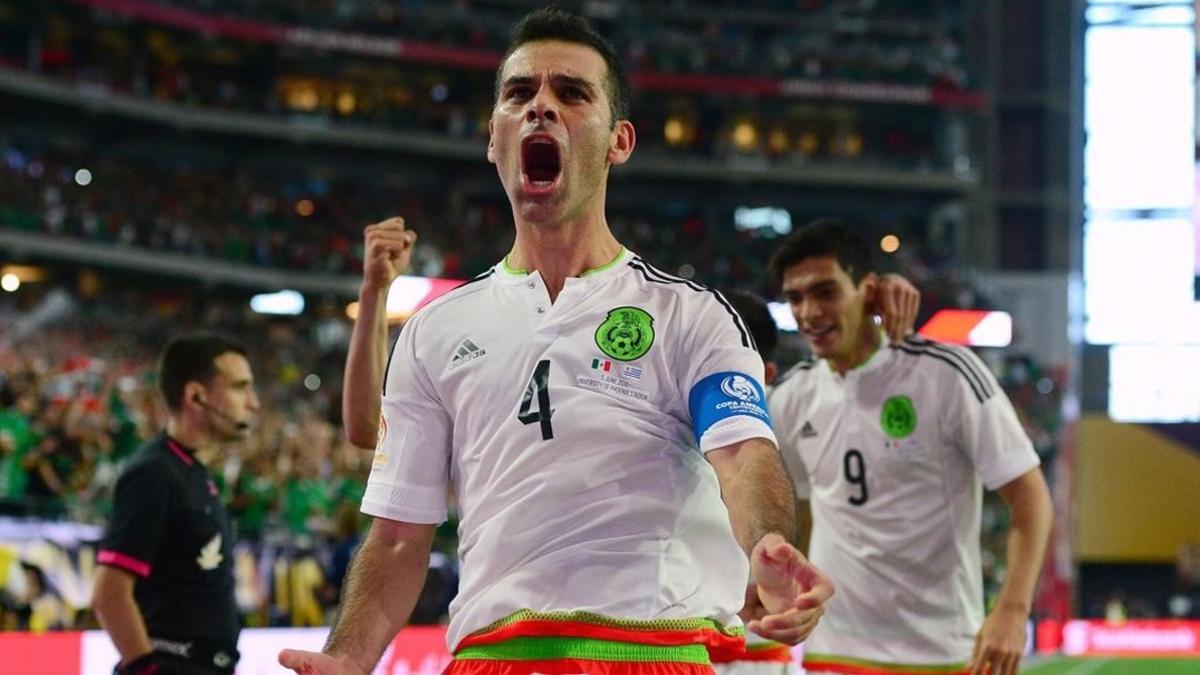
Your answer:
[98,433,240,674]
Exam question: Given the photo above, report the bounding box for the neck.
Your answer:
[166,416,220,466]
[506,216,622,302]
[829,322,882,375]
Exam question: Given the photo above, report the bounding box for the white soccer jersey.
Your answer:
[769,335,1039,672]
[363,249,776,652]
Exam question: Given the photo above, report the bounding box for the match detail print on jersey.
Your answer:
[688,371,772,440]
[595,306,655,361]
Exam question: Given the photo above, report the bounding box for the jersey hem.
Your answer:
[455,610,745,662]
[980,455,1041,492]
[360,498,446,525]
[456,636,710,664]
[700,419,776,454]
[804,653,968,675]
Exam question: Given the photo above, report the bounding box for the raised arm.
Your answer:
[343,218,416,448]
[279,518,436,674]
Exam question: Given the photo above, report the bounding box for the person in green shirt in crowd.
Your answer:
[0,390,39,510]
[230,449,281,541]
[282,452,334,535]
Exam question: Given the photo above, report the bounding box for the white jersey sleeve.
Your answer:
[676,289,776,453]
[944,346,1040,491]
[361,315,453,524]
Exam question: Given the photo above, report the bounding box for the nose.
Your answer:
[797,299,819,326]
[247,389,261,412]
[525,87,558,124]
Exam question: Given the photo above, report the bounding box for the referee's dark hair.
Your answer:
[726,291,778,364]
[768,219,874,286]
[159,332,248,412]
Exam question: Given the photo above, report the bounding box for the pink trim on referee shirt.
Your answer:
[98,550,152,578]
[166,438,194,466]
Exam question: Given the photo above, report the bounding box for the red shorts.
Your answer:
[444,610,747,675]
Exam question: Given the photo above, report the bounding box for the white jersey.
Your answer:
[364,249,775,651]
[770,335,1039,672]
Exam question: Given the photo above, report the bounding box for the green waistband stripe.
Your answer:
[473,609,743,638]
[805,653,968,673]
[745,641,788,652]
[456,636,711,664]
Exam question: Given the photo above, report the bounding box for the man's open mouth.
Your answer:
[522,136,561,187]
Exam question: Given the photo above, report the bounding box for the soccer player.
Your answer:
[279,8,832,675]
[93,333,260,675]
[717,285,919,675]
[768,222,1053,675]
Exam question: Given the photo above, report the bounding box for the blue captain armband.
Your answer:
[688,371,772,440]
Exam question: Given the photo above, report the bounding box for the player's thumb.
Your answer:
[278,649,313,672]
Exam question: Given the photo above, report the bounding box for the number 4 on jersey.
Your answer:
[518,359,555,440]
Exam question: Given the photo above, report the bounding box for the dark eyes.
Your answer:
[504,86,588,102]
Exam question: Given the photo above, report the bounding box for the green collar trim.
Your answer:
[580,247,628,277]
[500,255,528,276]
[500,247,628,278]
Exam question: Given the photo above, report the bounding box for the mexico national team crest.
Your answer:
[881,395,917,438]
[595,306,655,361]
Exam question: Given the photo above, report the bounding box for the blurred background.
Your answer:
[0,0,1197,671]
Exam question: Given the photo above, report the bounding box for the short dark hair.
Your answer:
[726,291,778,363]
[768,219,874,286]
[497,6,631,125]
[159,332,248,412]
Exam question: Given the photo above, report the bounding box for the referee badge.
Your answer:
[595,306,655,361]
[881,395,917,439]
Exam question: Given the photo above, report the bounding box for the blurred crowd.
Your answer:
[0,0,967,171]
[0,141,956,294]
[12,0,971,84]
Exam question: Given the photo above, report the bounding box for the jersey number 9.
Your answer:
[843,449,868,506]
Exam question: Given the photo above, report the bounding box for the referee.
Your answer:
[93,333,259,675]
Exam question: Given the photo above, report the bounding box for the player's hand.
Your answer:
[874,273,920,345]
[362,217,417,292]
[278,649,363,675]
[969,604,1028,675]
[746,533,835,645]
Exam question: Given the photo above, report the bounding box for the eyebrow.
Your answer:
[785,279,839,296]
[501,74,598,96]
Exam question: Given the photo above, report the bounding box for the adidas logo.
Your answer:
[800,421,818,438]
[449,339,486,370]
